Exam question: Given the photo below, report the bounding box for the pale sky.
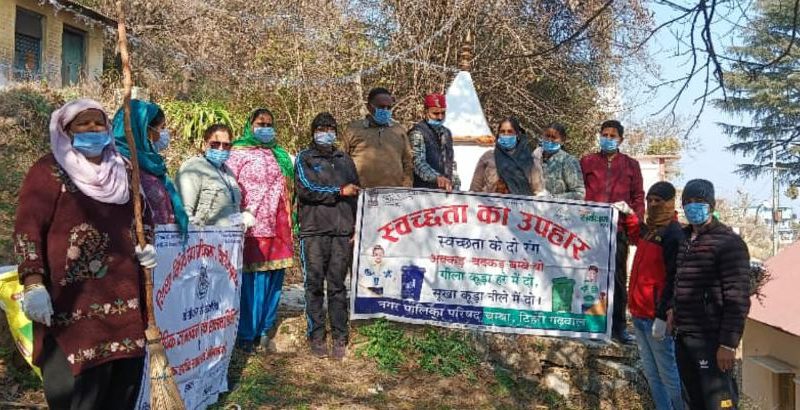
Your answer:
[625,3,796,211]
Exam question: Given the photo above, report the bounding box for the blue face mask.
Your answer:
[541,140,561,153]
[153,129,170,152]
[314,131,336,146]
[205,148,230,168]
[372,108,392,126]
[427,119,443,127]
[497,134,517,150]
[599,136,619,152]
[253,126,276,144]
[684,202,711,225]
[72,131,112,157]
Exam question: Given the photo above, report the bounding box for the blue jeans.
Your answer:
[632,317,685,410]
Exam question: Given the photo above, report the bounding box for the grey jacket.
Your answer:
[176,156,242,226]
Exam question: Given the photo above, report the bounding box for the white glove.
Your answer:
[241,211,257,230]
[135,244,158,269]
[612,201,634,215]
[652,318,667,340]
[535,190,551,198]
[21,284,53,327]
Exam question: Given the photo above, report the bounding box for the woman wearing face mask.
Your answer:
[112,99,189,233]
[469,116,545,196]
[534,123,585,200]
[295,112,360,360]
[175,124,244,227]
[14,99,156,409]
[226,108,295,351]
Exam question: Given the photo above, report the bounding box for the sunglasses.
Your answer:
[209,141,233,150]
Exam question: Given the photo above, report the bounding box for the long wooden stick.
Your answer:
[116,3,184,409]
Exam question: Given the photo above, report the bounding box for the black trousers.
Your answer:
[41,336,144,410]
[676,333,739,410]
[300,235,351,342]
[612,231,629,335]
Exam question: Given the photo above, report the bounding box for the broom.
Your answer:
[116,2,185,409]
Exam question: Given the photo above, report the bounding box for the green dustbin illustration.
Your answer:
[551,277,576,313]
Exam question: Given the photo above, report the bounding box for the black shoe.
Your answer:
[310,339,328,358]
[612,330,635,345]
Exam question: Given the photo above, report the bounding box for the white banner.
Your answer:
[136,225,243,410]
[351,188,618,340]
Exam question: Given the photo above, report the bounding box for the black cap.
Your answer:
[647,181,676,201]
[682,179,715,207]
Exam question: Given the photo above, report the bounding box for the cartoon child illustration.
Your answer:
[359,245,394,297]
[580,265,602,314]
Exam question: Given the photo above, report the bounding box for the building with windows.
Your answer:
[742,240,800,409]
[0,0,114,87]
[744,204,798,244]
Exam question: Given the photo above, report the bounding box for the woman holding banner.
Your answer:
[14,99,155,409]
[469,116,546,196]
[176,123,244,227]
[227,108,295,350]
[112,99,189,233]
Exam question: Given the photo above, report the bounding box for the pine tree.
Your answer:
[716,0,800,184]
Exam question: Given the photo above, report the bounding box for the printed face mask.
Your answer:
[314,131,336,146]
[72,131,112,157]
[683,202,711,225]
[253,126,276,144]
[599,136,619,152]
[205,148,231,167]
[497,134,518,150]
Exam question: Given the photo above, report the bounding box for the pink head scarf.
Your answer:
[49,99,130,204]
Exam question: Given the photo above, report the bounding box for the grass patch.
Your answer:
[413,328,480,379]
[354,319,410,373]
[355,320,482,379]
[0,344,41,391]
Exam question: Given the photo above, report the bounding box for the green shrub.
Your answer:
[0,86,64,263]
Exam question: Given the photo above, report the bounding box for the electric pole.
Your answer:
[772,136,779,256]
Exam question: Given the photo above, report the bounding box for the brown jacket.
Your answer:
[341,116,413,188]
[469,149,545,194]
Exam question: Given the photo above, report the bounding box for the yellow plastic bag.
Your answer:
[0,267,41,377]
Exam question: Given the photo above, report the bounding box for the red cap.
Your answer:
[424,94,446,109]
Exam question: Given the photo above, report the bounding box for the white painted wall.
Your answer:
[454,144,491,190]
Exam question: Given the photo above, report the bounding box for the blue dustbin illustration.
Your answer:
[401,264,426,301]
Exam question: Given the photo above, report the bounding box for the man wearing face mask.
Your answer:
[341,87,413,188]
[673,179,750,410]
[580,119,644,344]
[408,93,459,191]
[295,113,360,360]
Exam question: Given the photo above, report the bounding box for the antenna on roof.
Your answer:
[458,29,473,72]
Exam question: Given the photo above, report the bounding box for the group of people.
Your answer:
[12,86,750,410]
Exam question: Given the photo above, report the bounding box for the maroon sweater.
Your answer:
[580,152,645,221]
[14,154,149,375]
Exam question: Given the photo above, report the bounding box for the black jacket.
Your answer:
[673,218,751,348]
[295,144,360,237]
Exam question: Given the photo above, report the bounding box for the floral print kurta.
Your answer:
[13,154,149,376]
[226,147,294,272]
